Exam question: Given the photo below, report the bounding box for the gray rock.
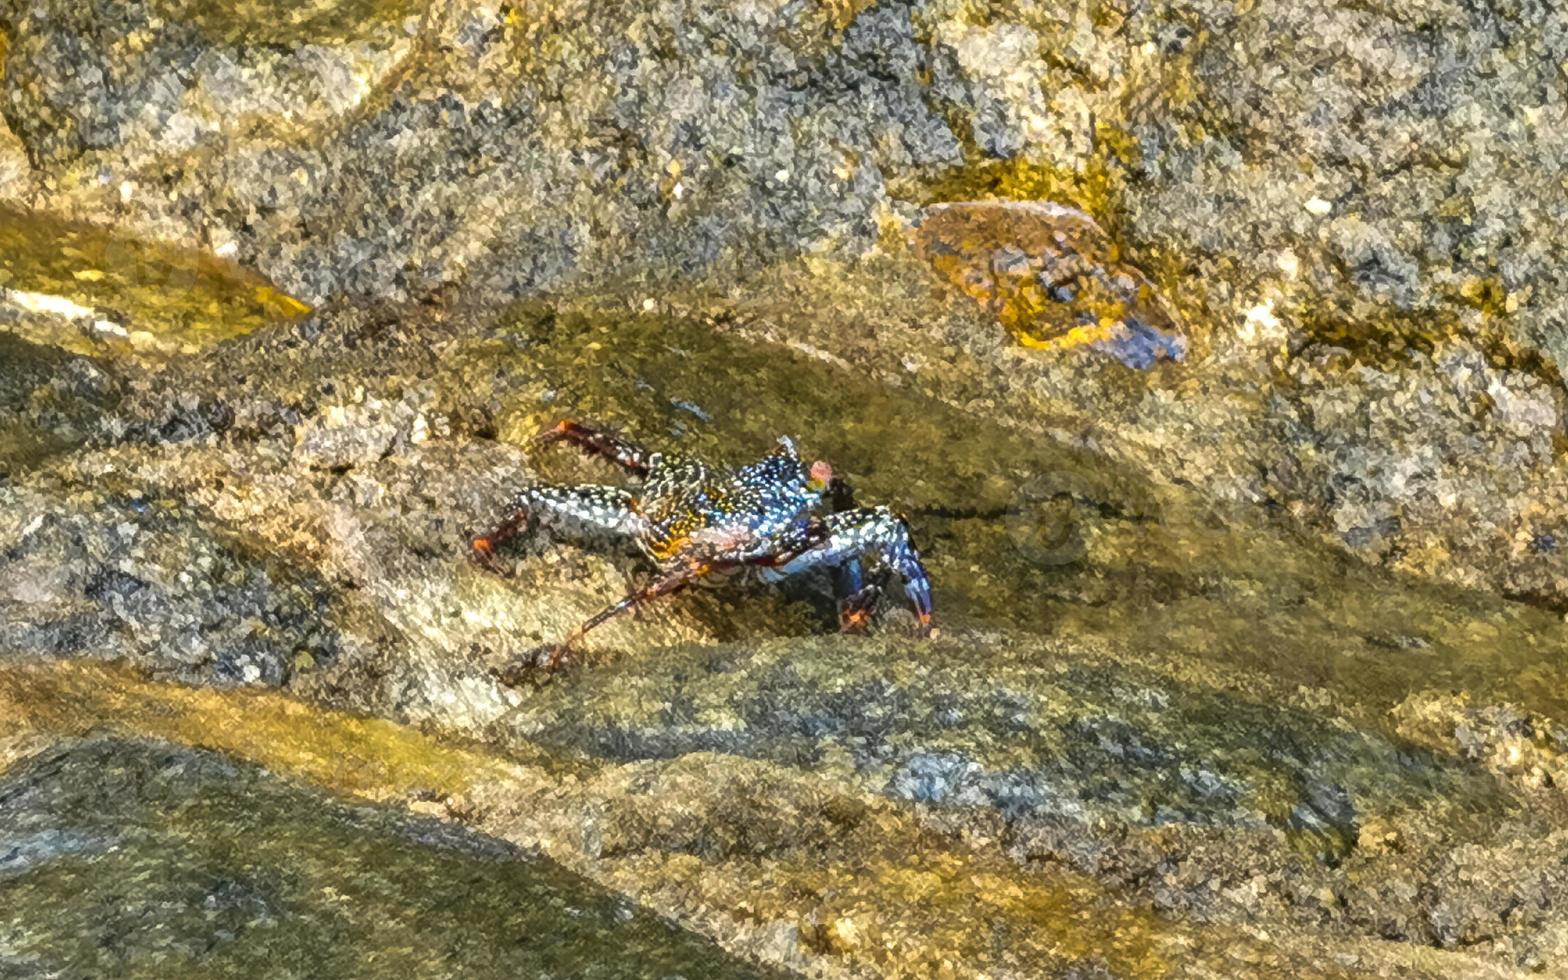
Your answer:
[5,0,1568,972]
[0,478,342,688]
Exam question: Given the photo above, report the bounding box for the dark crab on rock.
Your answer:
[471,420,934,681]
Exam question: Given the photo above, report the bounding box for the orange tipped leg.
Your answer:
[492,562,716,683]
[470,509,530,573]
[532,419,651,475]
[837,582,882,634]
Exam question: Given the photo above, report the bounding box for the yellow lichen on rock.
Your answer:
[0,657,525,799]
[911,199,1185,366]
[0,205,310,357]
[169,0,426,46]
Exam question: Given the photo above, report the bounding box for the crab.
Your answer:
[471,419,934,679]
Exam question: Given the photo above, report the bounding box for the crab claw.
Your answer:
[909,551,928,633]
[907,574,934,637]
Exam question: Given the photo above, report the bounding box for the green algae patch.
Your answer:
[0,204,310,358]
[0,736,777,980]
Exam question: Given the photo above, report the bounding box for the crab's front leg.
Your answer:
[821,477,879,633]
[759,507,933,635]
[835,562,890,635]
[470,484,647,570]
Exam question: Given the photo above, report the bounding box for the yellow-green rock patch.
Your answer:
[0,205,309,357]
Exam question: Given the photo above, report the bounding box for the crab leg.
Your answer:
[821,477,879,632]
[531,419,651,476]
[471,484,647,567]
[498,562,717,679]
[835,568,889,634]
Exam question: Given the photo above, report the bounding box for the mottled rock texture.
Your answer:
[0,735,775,978]
[3,0,1568,975]
[5,300,1568,974]
[4,0,1565,606]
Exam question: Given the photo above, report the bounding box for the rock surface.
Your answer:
[3,0,1568,975]
[4,0,1565,606]
[0,735,776,978]
[4,297,1568,975]
[0,659,1533,978]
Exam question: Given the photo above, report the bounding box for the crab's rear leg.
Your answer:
[532,419,651,476]
[470,484,646,569]
[760,507,933,635]
[494,561,717,683]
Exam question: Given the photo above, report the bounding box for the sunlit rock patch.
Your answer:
[0,204,308,356]
[912,199,1186,368]
[0,476,346,689]
[0,118,26,198]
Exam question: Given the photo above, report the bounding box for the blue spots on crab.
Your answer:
[760,507,933,630]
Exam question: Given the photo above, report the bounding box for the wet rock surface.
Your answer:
[4,0,1568,975]
[3,298,1567,974]
[0,735,775,978]
[0,203,309,358]
[0,659,1531,978]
